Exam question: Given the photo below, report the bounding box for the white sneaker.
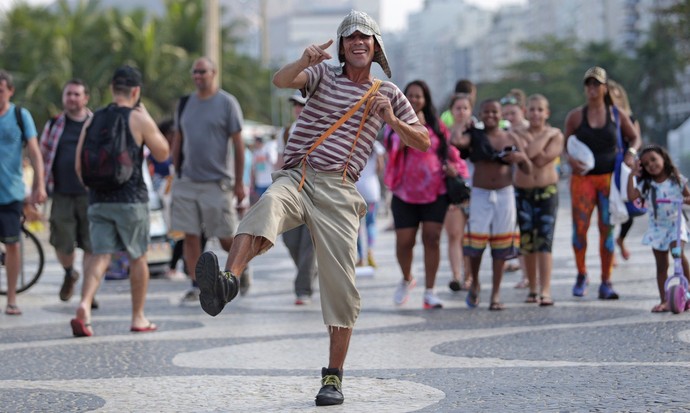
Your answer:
[295,295,311,305]
[393,278,416,305]
[181,287,200,304]
[423,291,443,309]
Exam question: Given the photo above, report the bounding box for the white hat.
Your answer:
[336,10,391,78]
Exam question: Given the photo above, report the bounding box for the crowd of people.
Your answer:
[1,9,689,408]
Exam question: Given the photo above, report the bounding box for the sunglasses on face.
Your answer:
[584,78,602,87]
[500,96,518,106]
[191,69,209,75]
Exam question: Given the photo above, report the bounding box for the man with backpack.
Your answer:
[39,79,96,305]
[0,70,46,316]
[70,65,169,337]
[170,56,247,303]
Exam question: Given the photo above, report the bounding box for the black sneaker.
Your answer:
[59,270,79,302]
[315,367,344,406]
[195,251,238,316]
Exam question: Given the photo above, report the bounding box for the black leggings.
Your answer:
[619,217,633,239]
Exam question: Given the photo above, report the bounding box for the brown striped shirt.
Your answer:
[283,63,418,179]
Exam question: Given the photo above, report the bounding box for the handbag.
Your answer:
[612,107,647,217]
[446,174,471,204]
[439,133,470,204]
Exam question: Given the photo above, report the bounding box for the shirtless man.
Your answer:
[451,99,531,310]
[513,94,564,306]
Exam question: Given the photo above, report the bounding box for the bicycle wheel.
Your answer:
[0,227,44,295]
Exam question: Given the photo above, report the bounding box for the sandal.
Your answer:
[539,296,555,307]
[465,290,480,308]
[525,292,539,303]
[514,279,529,289]
[651,303,669,313]
[489,302,505,311]
[5,304,22,316]
[504,262,520,273]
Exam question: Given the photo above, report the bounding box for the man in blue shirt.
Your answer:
[0,70,46,315]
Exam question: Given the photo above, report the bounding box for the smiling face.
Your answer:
[480,101,502,130]
[340,31,377,70]
[405,84,425,114]
[640,150,666,179]
[526,97,549,128]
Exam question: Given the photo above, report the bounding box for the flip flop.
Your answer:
[70,318,93,337]
[504,262,521,273]
[525,292,539,303]
[465,290,479,308]
[5,304,22,316]
[130,323,158,333]
[539,296,555,307]
[489,302,505,311]
[651,303,669,313]
[514,279,529,289]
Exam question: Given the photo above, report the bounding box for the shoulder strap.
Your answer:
[177,95,190,123]
[298,80,382,191]
[48,115,59,131]
[14,105,25,139]
[176,95,190,178]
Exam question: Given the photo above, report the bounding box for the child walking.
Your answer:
[627,145,690,313]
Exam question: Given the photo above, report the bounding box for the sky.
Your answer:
[10,0,527,31]
[11,0,528,31]
[380,0,527,32]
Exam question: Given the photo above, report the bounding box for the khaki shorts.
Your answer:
[170,177,237,239]
[88,203,149,259]
[49,193,92,254]
[239,166,366,328]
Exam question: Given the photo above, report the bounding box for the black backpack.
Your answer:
[80,104,134,190]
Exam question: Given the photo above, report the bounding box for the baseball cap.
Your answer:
[337,10,391,78]
[288,92,307,105]
[583,66,607,84]
[111,65,143,87]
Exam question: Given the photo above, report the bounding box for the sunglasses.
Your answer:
[191,69,209,75]
[500,96,518,106]
[584,78,603,86]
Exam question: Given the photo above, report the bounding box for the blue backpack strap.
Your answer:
[612,106,624,190]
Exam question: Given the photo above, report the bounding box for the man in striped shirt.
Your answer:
[194,10,430,406]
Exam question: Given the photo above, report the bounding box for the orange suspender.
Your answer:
[297,80,382,191]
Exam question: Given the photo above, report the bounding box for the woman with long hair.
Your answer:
[384,80,466,309]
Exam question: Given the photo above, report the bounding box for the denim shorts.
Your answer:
[88,202,149,259]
